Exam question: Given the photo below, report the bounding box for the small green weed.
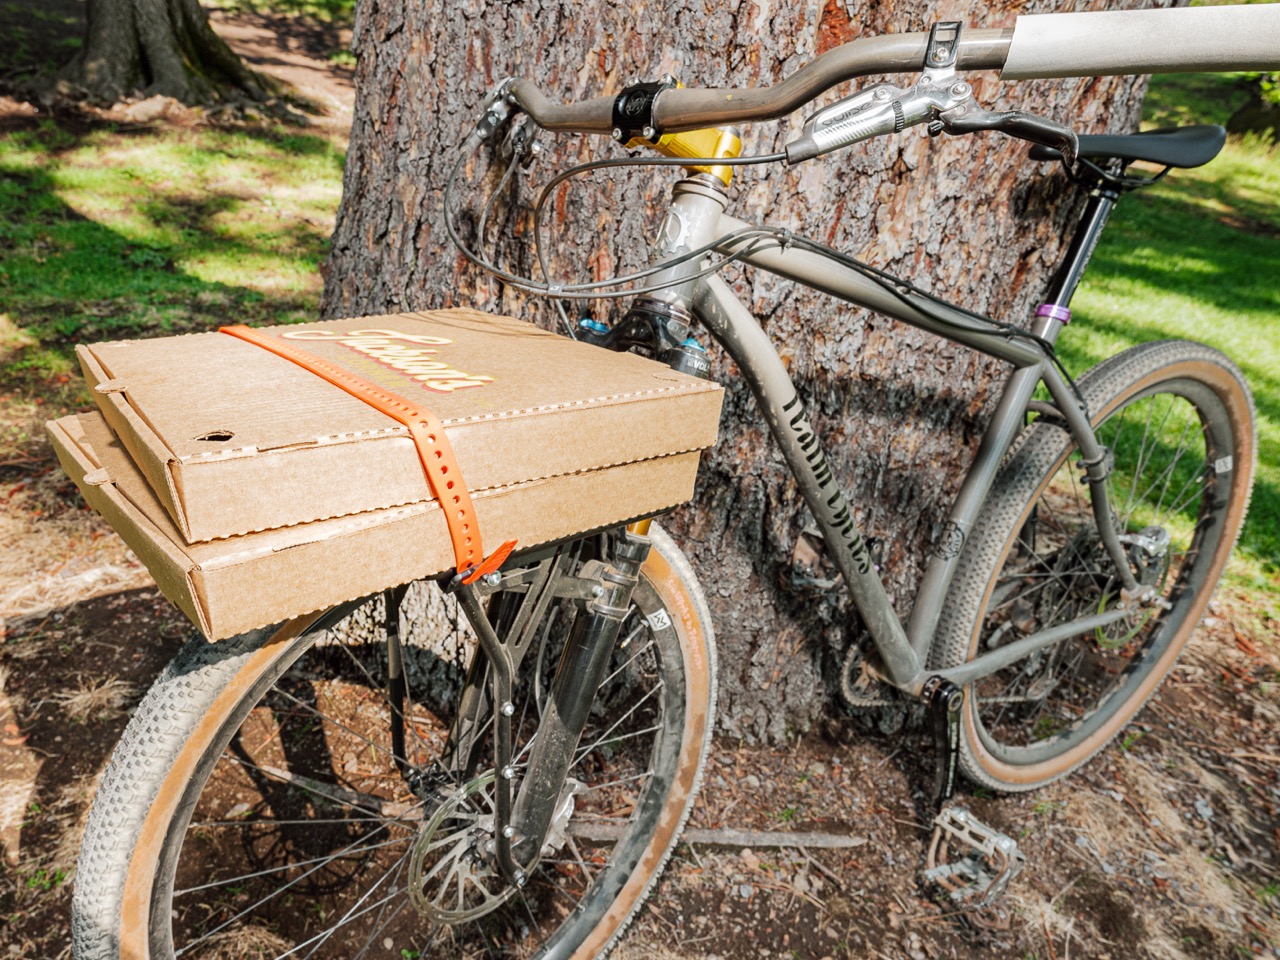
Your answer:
[1120,729,1147,752]
[25,868,66,892]
[1032,715,1065,740]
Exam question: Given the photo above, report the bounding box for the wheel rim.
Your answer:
[154,557,691,959]
[967,376,1238,769]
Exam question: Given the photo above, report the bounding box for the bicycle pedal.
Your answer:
[789,527,885,592]
[923,805,1026,910]
[789,526,842,591]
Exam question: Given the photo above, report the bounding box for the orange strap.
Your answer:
[219,324,515,585]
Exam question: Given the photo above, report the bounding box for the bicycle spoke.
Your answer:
[145,530,705,959]
[1146,419,1198,518]
[351,888,412,960]
[270,686,405,768]
[598,636,657,690]
[573,686,664,765]
[175,822,399,953]
[190,815,395,828]
[331,633,440,761]
[176,833,409,897]
[575,769,653,795]
[220,752,418,820]
[280,883,408,960]
[1161,465,1210,523]
[296,848,413,960]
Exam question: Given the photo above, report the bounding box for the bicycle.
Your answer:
[71,11,1267,959]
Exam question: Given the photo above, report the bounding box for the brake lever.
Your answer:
[937,103,1079,168]
[501,113,542,166]
[460,78,519,153]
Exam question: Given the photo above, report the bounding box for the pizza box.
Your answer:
[48,412,705,641]
[76,309,722,543]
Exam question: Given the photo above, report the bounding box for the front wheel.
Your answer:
[930,340,1255,792]
[72,525,716,959]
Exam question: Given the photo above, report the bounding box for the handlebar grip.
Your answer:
[1002,5,1280,80]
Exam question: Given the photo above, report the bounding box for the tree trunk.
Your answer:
[1228,73,1280,141]
[57,0,271,105]
[322,0,1158,743]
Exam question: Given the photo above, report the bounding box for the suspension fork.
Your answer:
[507,527,651,867]
[452,527,652,883]
[384,582,413,780]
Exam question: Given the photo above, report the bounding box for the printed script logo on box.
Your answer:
[282,328,494,393]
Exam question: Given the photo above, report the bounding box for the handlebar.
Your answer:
[505,5,1280,136]
[507,30,1011,135]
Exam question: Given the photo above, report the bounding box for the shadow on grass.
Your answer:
[0,118,335,393]
[1087,191,1280,316]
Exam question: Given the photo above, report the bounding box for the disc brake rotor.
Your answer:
[408,772,516,923]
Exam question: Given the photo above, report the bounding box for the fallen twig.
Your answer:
[570,823,868,849]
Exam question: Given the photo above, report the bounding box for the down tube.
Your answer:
[690,275,923,689]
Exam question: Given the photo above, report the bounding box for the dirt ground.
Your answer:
[1,9,1278,960]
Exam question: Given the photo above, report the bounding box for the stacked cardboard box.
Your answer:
[47,309,723,640]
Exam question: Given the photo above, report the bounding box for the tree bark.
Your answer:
[57,0,271,105]
[322,0,1159,743]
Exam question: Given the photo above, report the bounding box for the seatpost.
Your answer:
[1035,185,1120,343]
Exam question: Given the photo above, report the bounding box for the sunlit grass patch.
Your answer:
[0,122,344,379]
[1067,72,1280,601]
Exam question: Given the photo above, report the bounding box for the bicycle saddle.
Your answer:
[1029,124,1226,169]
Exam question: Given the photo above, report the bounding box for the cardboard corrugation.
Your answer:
[50,413,704,641]
[77,309,723,543]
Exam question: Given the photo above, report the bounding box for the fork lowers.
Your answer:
[510,530,652,864]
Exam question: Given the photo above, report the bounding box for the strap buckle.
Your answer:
[446,539,519,592]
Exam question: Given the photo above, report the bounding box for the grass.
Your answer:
[1064,71,1280,610]
[209,0,355,23]
[0,120,344,427]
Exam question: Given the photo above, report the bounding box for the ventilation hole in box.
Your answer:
[195,430,235,442]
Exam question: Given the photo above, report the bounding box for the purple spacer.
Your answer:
[1035,303,1072,324]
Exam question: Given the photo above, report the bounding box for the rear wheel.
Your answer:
[930,341,1254,791]
[72,525,715,959]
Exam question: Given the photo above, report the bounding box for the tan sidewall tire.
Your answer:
[104,526,714,960]
[930,344,1255,792]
